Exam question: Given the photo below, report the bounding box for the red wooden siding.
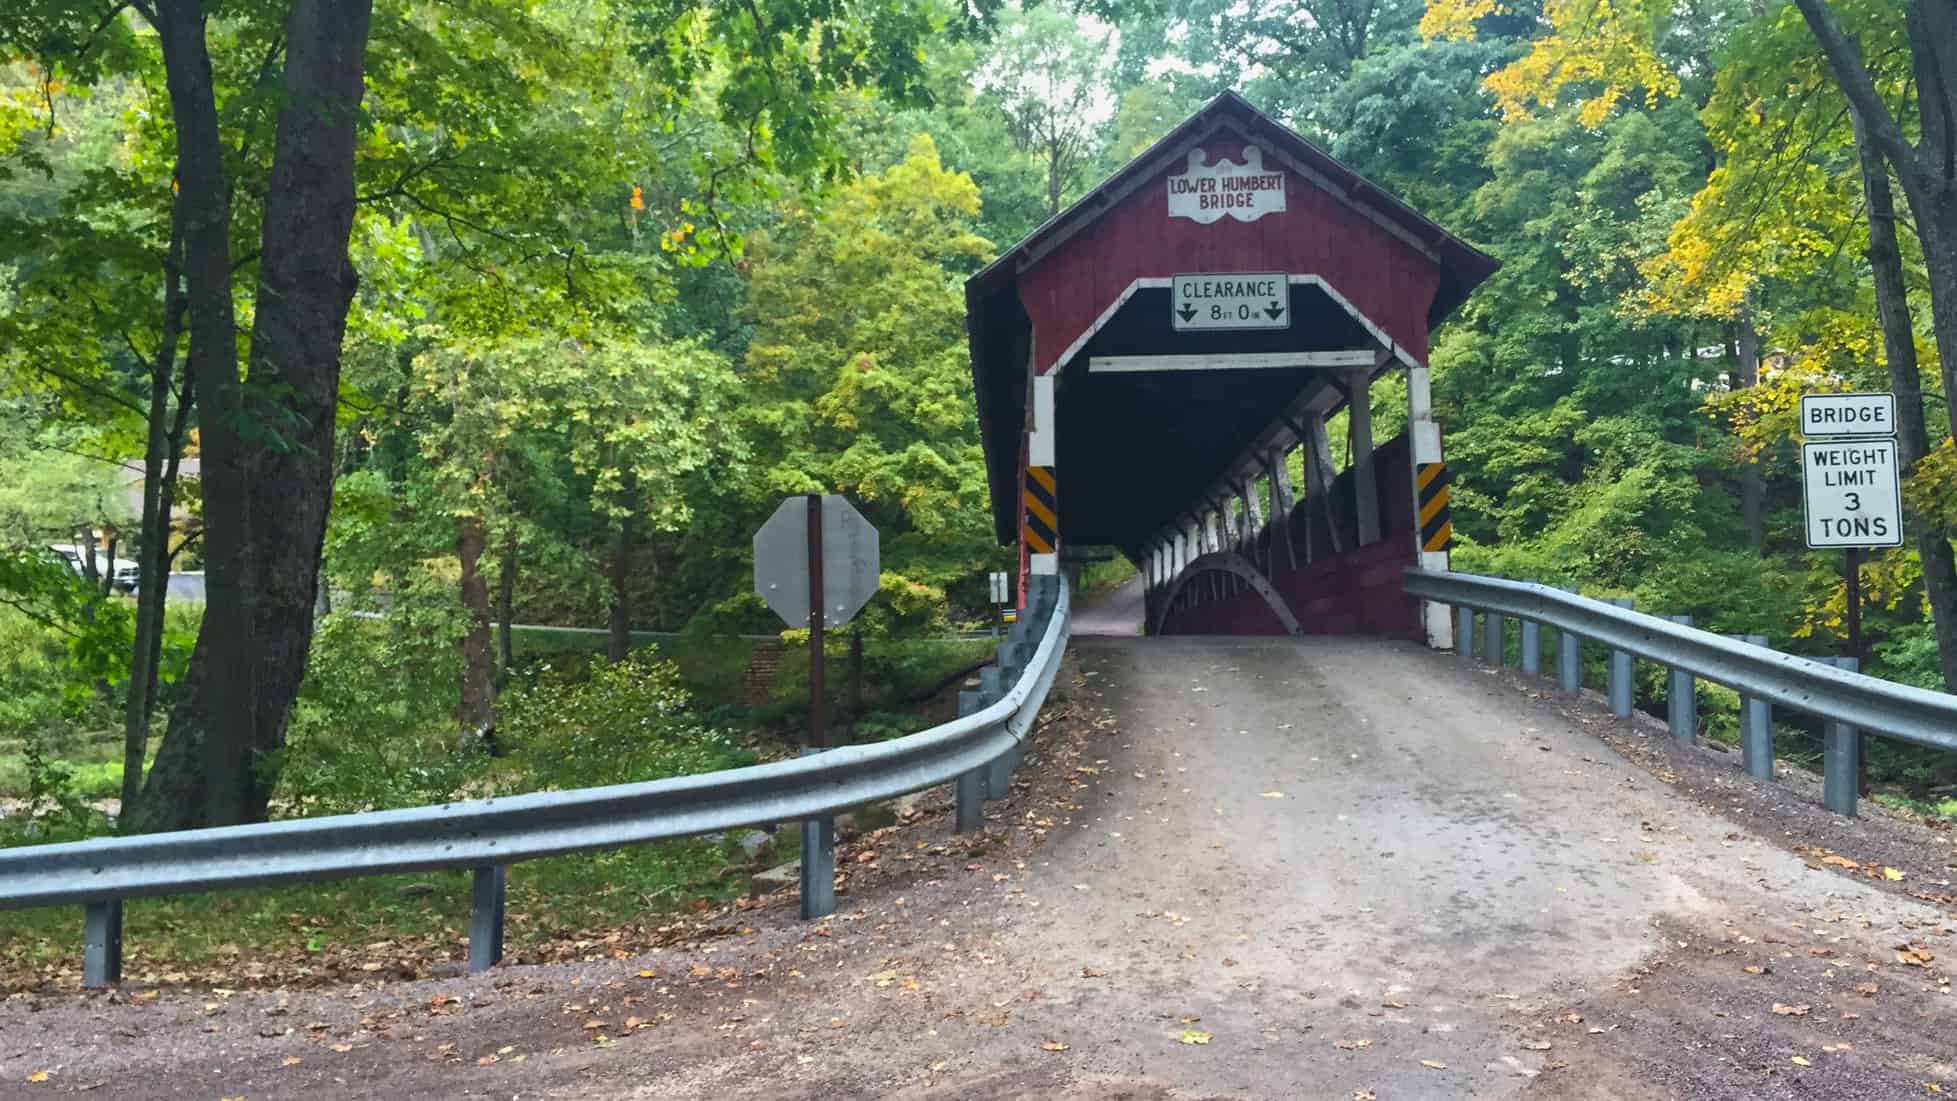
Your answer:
[1017,137,1442,376]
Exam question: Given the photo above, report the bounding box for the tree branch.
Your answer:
[1789,0,1921,178]
[27,361,146,417]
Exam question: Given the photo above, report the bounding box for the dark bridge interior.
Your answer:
[1051,283,1371,555]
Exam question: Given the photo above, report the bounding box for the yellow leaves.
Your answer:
[1792,1055,1812,1066]
[1882,867,1905,881]
[1334,1038,1373,1050]
[629,185,645,213]
[1476,0,1681,125]
[1178,1029,1212,1045]
[1259,791,1285,799]
[26,1071,50,1084]
[1418,0,1503,41]
[1040,1040,1069,1052]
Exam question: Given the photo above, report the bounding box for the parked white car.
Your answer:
[46,543,140,593]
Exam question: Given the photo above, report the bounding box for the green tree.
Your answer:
[742,136,999,617]
[974,5,1116,216]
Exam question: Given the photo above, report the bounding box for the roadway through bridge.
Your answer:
[12,596,1951,1099]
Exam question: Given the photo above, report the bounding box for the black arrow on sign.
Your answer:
[1265,301,1285,320]
[1177,306,1197,323]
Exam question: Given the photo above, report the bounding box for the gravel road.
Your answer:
[2,634,1949,1100]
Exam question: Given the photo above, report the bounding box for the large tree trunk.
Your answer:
[1902,0,1957,438]
[131,0,375,832]
[1794,0,1957,436]
[457,516,496,749]
[1734,310,1764,551]
[1853,105,1957,691]
[496,532,517,679]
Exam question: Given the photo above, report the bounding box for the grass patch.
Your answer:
[1871,792,1957,823]
[0,837,749,982]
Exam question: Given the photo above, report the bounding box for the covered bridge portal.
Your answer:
[966,92,1496,643]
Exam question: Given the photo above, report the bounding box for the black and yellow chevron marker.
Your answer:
[1023,465,1057,554]
[1417,461,1453,553]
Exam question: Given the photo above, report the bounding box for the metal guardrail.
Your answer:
[1,577,1071,987]
[1406,569,1957,817]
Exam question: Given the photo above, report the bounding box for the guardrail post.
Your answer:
[1740,634,1773,780]
[800,815,835,919]
[1606,598,1634,718]
[955,689,986,833]
[1557,589,1582,694]
[986,749,1012,801]
[1482,611,1506,665]
[83,899,122,987]
[1454,604,1474,659]
[1520,619,1540,676]
[1823,656,1860,816]
[469,866,505,972]
[1666,615,1696,744]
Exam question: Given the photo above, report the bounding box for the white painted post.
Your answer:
[1028,374,1058,577]
[1303,411,1339,555]
[1405,355,1451,650]
[1269,449,1297,571]
[1241,482,1260,562]
[1347,367,1380,547]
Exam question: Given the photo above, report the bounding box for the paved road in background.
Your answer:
[4,617,1950,1098]
[1070,575,1145,636]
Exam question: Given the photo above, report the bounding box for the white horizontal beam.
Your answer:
[1087,350,1376,374]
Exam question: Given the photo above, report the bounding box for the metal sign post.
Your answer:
[805,494,825,749]
[989,570,1009,637]
[753,494,880,921]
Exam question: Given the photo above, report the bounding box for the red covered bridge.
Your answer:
[965,91,1496,642]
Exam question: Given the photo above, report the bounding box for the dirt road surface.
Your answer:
[1071,576,1144,637]
[2,634,1951,1100]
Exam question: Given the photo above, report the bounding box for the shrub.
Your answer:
[278,609,481,816]
[496,650,755,791]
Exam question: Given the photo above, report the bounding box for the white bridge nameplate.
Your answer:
[1167,147,1287,225]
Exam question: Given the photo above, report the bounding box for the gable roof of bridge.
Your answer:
[966,91,1498,545]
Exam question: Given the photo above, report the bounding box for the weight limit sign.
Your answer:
[1801,438,1902,549]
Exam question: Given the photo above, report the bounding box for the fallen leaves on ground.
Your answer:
[1772,1003,1811,1016]
[1080,966,1106,978]
[1792,1056,1812,1066]
[1259,792,1284,799]
[1421,1059,1448,1069]
[280,1056,303,1067]
[1334,1039,1373,1050]
[1040,1041,1069,1052]
[1179,1029,1212,1045]
[26,1072,50,1084]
